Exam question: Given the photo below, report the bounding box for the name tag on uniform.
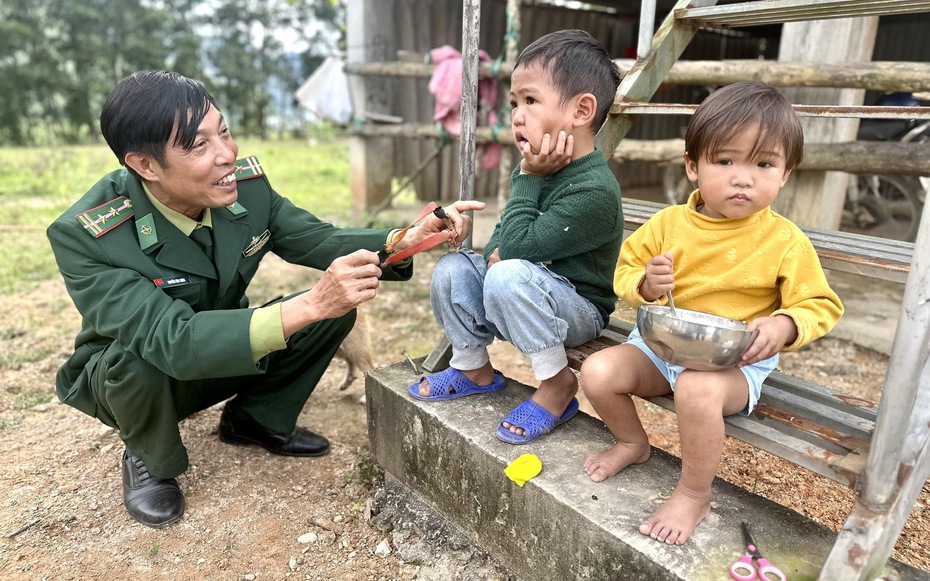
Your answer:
[153,276,192,289]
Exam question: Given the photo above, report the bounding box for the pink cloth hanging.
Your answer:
[428,45,502,169]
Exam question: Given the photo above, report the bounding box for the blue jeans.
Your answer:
[430,250,605,381]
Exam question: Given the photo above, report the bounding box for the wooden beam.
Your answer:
[347,58,930,93]
[351,124,930,176]
[496,0,521,210]
[596,0,707,159]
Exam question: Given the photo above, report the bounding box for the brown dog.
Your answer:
[334,307,374,391]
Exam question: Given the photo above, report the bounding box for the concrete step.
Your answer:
[366,361,929,581]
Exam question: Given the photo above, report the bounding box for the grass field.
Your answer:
[0,137,374,295]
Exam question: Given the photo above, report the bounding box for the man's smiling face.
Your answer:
[145,105,240,219]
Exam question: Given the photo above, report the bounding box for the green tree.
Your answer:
[206,0,292,138]
[54,0,204,142]
[205,0,345,138]
[0,0,346,145]
[0,0,59,144]
[291,0,346,80]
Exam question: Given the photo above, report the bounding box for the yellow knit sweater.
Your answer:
[614,191,844,351]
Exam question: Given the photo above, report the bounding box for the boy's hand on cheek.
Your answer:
[739,315,797,366]
[520,131,573,176]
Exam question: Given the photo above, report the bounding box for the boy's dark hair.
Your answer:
[685,81,804,171]
[515,29,621,133]
[100,71,218,175]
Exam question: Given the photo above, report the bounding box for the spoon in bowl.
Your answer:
[666,290,678,317]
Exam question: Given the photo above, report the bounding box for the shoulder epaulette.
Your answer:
[235,156,264,181]
[75,196,134,238]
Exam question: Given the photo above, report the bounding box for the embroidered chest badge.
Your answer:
[75,196,134,238]
[243,229,271,257]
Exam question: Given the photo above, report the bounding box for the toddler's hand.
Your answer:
[739,315,797,366]
[520,131,573,177]
[640,252,675,302]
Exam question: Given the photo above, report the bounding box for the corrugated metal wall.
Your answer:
[376,2,928,201]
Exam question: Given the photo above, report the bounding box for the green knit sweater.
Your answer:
[483,149,624,322]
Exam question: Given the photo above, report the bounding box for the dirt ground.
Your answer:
[0,248,927,580]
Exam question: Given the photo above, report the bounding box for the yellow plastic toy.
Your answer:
[504,453,542,487]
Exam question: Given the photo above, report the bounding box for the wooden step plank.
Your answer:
[594,318,879,419]
[765,371,878,421]
[676,0,930,29]
[645,388,872,454]
[565,316,875,486]
[597,317,878,422]
[757,386,874,442]
[646,394,862,485]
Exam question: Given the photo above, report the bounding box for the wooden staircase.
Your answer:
[594,1,930,579]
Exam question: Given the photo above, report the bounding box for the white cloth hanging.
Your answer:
[295,55,353,124]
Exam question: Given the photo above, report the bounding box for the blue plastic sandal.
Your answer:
[408,367,506,401]
[496,397,580,445]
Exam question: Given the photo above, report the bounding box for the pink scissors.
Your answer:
[729,522,787,581]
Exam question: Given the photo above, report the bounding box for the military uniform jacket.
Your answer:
[47,160,411,415]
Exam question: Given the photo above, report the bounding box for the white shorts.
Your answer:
[626,326,779,416]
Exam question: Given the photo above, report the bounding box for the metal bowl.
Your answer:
[636,305,758,371]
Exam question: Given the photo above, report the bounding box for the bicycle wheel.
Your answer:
[841,174,924,242]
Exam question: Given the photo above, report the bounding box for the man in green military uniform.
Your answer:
[47,71,483,528]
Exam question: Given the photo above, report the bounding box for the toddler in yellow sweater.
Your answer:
[579,81,844,545]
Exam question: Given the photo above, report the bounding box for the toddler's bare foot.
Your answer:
[639,487,711,545]
[583,442,650,482]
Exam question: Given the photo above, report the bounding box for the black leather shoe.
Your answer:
[121,449,185,528]
[217,406,331,457]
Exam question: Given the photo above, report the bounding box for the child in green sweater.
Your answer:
[410,29,624,444]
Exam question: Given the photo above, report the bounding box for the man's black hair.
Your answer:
[100,71,217,174]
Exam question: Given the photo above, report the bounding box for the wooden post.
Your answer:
[423,0,482,373]
[495,0,520,212]
[773,17,878,231]
[346,0,395,210]
[821,200,930,579]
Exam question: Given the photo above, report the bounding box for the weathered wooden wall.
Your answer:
[352,2,930,204]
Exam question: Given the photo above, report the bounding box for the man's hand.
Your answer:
[520,131,573,177]
[395,199,486,251]
[280,250,382,338]
[639,252,675,303]
[739,314,797,367]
